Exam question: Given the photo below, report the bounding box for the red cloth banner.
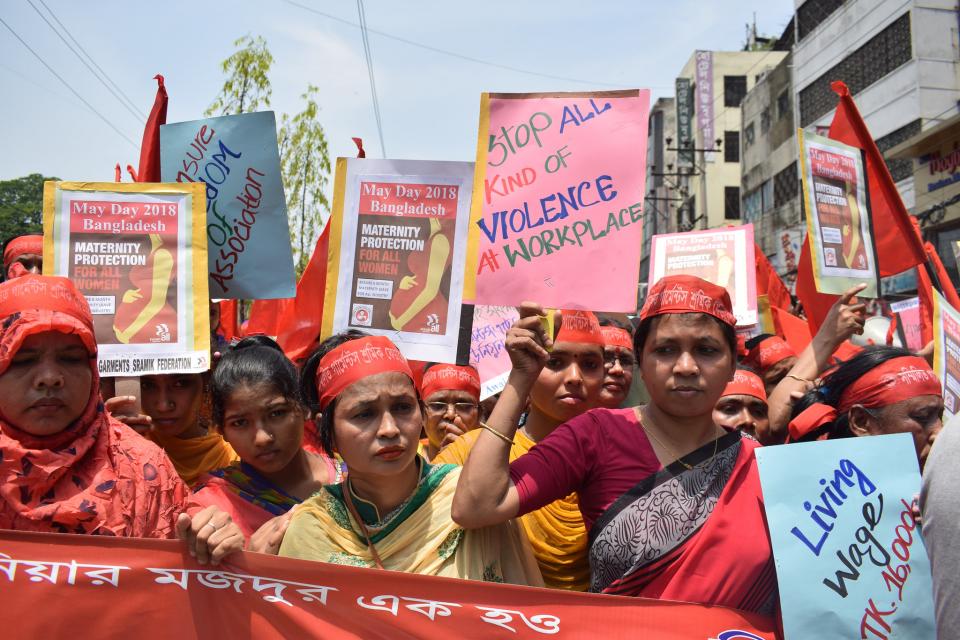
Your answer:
[0,530,776,639]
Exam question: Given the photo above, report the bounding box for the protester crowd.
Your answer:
[2,224,958,638]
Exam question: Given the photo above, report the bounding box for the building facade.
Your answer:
[640,97,677,287]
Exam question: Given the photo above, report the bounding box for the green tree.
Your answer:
[206,35,273,116]
[0,174,55,241]
[280,85,332,275]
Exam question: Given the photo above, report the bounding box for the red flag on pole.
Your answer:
[137,75,168,183]
[274,223,330,364]
[755,245,793,310]
[352,137,366,158]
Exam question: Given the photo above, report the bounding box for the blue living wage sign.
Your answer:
[160,111,296,300]
[756,433,936,639]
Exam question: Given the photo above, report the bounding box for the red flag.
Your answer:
[917,264,935,346]
[218,300,239,342]
[352,137,366,158]
[925,241,960,310]
[794,238,837,333]
[244,298,294,337]
[827,81,926,277]
[137,75,168,183]
[114,163,122,182]
[274,224,330,363]
[770,304,813,353]
[755,245,792,310]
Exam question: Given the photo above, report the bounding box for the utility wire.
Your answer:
[356,0,386,157]
[34,0,147,120]
[0,15,138,148]
[281,0,635,89]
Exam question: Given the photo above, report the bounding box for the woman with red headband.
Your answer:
[419,363,481,460]
[436,310,606,591]
[742,334,797,395]
[787,346,943,468]
[598,320,635,408]
[0,275,243,564]
[3,234,43,280]
[278,331,540,584]
[453,275,777,616]
[714,369,768,438]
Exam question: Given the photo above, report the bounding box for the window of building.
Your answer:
[760,108,771,134]
[797,0,845,41]
[724,131,740,163]
[724,76,748,107]
[761,180,775,213]
[743,188,762,223]
[744,122,755,147]
[724,186,741,220]
[777,90,790,120]
[799,12,912,126]
[875,119,922,182]
[774,162,798,208]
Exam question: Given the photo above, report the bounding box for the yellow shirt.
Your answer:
[434,429,590,591]
[148,430,238,487]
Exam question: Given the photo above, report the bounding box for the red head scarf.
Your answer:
[0,275,187,536]
[600,325,633,350]
[3,234,42,267]
[721,370,767,402]
[640,275,736,327]
[315,335,414,410]
[556,310,604,345]
[743,335,796,371]
[421,364,481,401]
[788,355,941,441]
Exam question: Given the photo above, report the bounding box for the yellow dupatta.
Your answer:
[279,464,541,586]
[434,429,590,591]
[148,430,238,487]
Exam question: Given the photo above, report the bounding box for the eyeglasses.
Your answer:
[603,352,636,368]
[425,401,479,416]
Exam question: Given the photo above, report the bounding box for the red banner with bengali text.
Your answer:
[0,530,776,639]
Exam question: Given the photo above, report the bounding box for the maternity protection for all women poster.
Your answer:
[42,181,210,376]
[322,159,473,363]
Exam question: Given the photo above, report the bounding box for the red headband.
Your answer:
[640,275,736,327]
[836,356,940,413]
[744,336,796,371]
[787,356,941,442]
[3,235,42,266]
[421,364,481,401]
[556,310,604,345]
[600,326,633,350]
[315,335,414,410]
[721,370,767,402]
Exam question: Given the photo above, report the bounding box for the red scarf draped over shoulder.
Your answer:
[0,275,188,537]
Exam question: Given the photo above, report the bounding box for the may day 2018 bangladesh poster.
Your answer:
[648,224,758,326]
[798,129,879,298]
[160,111,297,300]
[322,158,474,364]
[464,90,650,311]
[42,181,210,376]
[756,434,936,640]
[933,289,960,417]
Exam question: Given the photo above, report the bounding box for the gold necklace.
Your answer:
[639,406,720,471]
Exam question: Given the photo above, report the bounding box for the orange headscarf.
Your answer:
[3,235,42,266]
[0,275,187,536]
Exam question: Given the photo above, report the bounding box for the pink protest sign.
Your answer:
[464,90,650,311]
[468,305,518,400]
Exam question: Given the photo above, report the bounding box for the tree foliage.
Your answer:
[280,86,332,275]
[205,35,274,116]
[0,174,55,242]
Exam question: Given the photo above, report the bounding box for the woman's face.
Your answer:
[600,345,635,408]
[639,314,736,419]
[141,374,204,438]
[221,383,305,476]
[332,372,422,478]
[422,388,479,449]
[761,356,798,395]
[0,331,91,436]
[850,394,944,470]
[713,394,769,437]
[529,342,605,423]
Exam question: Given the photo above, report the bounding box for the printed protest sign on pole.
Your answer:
[890,296,922,352]
[322,158,474,363]
[469,305,518,400]
[756,434,936,640]
[648,224,757,326]
[464,90,650,311]
[798,130,879,297]
[42,181,210,376]
[933,289,960,417]
[160,111,296,300]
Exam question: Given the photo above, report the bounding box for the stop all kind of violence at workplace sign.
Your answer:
[464,89,650,312]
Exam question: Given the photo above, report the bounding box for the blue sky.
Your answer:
[1,0,794,184]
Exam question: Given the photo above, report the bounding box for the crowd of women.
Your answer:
[0,232,956,638]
